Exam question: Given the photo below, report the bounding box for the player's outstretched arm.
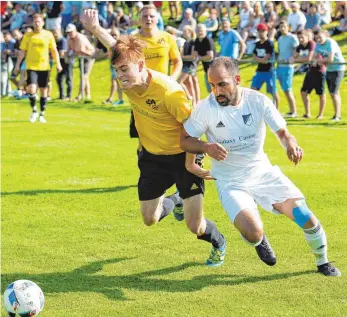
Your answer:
[276,128,304,165]
[80,9,116,49]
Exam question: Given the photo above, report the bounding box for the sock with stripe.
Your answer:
[303,222,328,266]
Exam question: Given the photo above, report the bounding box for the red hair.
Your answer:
[111,35,147,65]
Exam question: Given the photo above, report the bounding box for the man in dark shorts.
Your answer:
[291,30,326,119]
[193,23,215,93]
[251,23,279,107]
[66,23,95,101]
[13,14,62,123]
[80,9,227,267]
[313,30,345,121]
[53,28,73,101]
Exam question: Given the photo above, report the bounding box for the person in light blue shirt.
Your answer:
[277,21,299,117]
[218,19,245,59]
[204,9,219,38]
[157,12,164,31]
[9,4,27,31]
[314,30,345,121]
[1,31,16,96]
[305,4,321,31]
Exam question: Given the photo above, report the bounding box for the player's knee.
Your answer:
[142,215,158,226]
[141,208,159,226]
[244,228,263,244]
[241,221,263,243]
[186,219,204,235]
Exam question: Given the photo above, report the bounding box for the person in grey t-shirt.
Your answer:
[277,21,299,117]
[313,30,345,121]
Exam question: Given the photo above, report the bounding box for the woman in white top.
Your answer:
[250,2,265,37]
[238,1,254,41]
[318,1,332,25]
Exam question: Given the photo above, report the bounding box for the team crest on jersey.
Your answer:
[157,38,165,44]
[242,113,253,126]
[146,99,158,110]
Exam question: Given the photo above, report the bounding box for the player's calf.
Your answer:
[277,198,341,277]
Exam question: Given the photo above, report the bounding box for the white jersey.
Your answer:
[183,88,287,183]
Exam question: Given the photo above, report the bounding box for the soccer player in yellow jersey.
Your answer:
[136,4,182,79]
[14,14,62,123]
[81,9,227,267]
[129,4,183,139]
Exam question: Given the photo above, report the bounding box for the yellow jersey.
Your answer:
[135,30,180,75]
[125,70,192,155]
[20,30,56,71]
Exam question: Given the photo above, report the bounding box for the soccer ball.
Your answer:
[3,280,44,316]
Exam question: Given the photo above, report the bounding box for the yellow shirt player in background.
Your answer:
[129,4,183,139]
[136,4,182,79]
[14,14,62,123]
[81,9,227,267]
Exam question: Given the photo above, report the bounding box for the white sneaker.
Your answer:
[29,112,39,123]
[284,112,298,118]
[39,115,47,123]
[330,116,341,122]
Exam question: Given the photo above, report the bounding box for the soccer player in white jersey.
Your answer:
[180,56,341,276]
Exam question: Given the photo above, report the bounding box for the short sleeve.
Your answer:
[48,32,56,50]
[233,30,242,43]
[183,101,210,138]
[308,40,315,52]
[263,97,287,132]
[207,37,214,51]
[165,89,192,124]
[292,35,299,48]
[19,33,29,51]
[61,37,68,51]
[327,40,334,54]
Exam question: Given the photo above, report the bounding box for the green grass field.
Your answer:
[2,13,347,317]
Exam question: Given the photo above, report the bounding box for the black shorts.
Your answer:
[301,70,326,95]
[26,70,50,88]
[326,71,345,94]
[138,147,205,201]
[130,110,139,138]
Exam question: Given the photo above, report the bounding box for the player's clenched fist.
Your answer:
[80,9,100,31]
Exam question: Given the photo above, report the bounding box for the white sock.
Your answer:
[167,191,182,206]
[241,234,263,247]
[303,222,328,266]
[163,197,175,213]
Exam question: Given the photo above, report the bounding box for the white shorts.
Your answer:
[216,165,304,223]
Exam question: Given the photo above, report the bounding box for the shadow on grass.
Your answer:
[56,102,131,114]
[286,119,347,127]
[1,185,137,196]
[1,98,131,114]
[1,120,31,123]
[1,257,316,301]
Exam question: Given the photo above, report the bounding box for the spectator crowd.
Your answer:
[1,1,346,121]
